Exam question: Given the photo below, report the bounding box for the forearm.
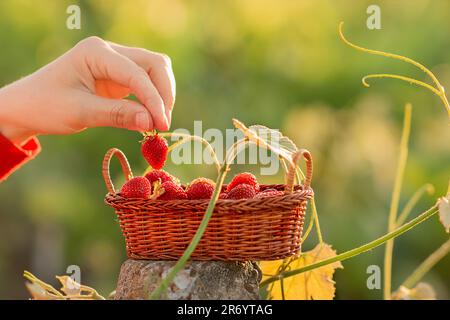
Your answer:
[0,79,38,145]
[0,81,42,181]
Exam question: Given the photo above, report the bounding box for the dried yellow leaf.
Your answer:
[24,271,105,300]
[260,243,343,300]
[25,282,59,300]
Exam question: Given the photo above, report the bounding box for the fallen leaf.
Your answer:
[56,275,82,296]
[24,271,105,300]
[392,282,436,300]
[438,195,450,233]
[25,282,58,300]
[260,243,343,300]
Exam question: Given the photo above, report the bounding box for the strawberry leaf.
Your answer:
[232,119,298,166]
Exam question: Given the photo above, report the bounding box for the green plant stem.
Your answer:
[280,276,286,300]
[301,209,315,242]
[159,132,221,173]
[280,158,289,174]
[396,183,434,227]
[362,74,442,96]
[384,104,411,300]
[149,166,228,299]
[402,239,450,289]
[338,23,441,89]
[260,203,438,289]
[339,22,450,117]
[295,166,323,243]
[310,199,323,243]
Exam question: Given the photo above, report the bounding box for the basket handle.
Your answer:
[285,149,313,193]
[102,148,133,193]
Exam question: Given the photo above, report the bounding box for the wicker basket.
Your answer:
[103,148,314,261]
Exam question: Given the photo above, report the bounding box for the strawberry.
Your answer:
[227,183,256,200]
[255,189,284,198]
[145,169,178,185]
[226,172,259,193]
[141,133,168,170]
[120,177,152,199]
[157,181,187,200]
[186,178,216,200]
[219,193,228,199]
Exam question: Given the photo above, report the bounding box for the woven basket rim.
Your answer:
[105,184,313,203]
[104,184,314,215]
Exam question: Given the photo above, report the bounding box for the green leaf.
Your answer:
[232,119,298,166]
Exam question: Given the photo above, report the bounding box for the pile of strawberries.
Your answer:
[120,133,285,200]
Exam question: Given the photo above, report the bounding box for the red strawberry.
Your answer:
[145,169,178,185]
[227,184,256,200]
[141,133,168,170]
[157,181,187,200]
[186,178,215,200]
[121,177,152,199]
[219,193,228,199]
[255,189,284,198]
[226,172,259,193]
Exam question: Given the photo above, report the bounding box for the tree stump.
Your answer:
[115,259,262,300]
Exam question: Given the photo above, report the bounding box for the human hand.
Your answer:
[0,36,175,145]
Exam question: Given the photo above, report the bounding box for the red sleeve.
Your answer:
[0,133,41,182]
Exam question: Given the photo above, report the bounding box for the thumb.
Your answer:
[80,94,154,131]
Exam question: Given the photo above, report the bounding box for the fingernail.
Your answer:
[136,112,149,131]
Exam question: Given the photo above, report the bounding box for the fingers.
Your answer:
[77,37,169,131]
[108,43,176,124]
[95,79,131,99]
[80,93,154,131]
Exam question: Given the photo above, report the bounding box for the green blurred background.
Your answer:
[0,0,449,299]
